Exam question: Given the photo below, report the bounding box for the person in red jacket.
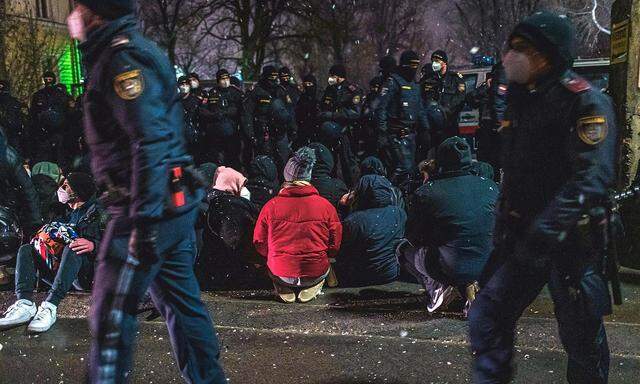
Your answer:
[254,147,342,303]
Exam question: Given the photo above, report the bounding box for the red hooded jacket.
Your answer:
[253,184,342,278]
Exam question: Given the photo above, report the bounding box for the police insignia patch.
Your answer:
[352,95,361,104]
[577,116,607,145]
[114,70,144,100]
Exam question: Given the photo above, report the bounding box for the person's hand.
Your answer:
[70,238,95,255]
[339,191,355,206]
[129,226,159,266]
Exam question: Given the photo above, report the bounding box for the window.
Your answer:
[36,0,49,19]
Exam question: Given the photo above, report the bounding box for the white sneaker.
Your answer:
[27,301,57,333]
[0,299,36,330]
[427,286,456,313]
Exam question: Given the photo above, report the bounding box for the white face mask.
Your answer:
[67,8,87,42]
[240,187,251,201]
[190,80,200,89]
[431,61,443,73]
[328,76,338,86]
[503,50,532,85]
[179,84,191,95]
[219,79,230,88]
[57,187,71,204]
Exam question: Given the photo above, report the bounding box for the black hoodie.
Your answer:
[308,142,348,208]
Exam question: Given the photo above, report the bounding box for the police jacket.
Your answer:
[466,71,508,128]
[80,15,202,225]
[500,70,617,250]
[320,81,363,126]
[0,141,42,234]
[376,74,429,136]
[0,92,24,152]
[242,80,296,140]
[422,71,466,131]
[30,85,68,133]
[208,85,243,123]
[181,93,200,144]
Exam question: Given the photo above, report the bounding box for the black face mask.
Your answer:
[398,67,417,82]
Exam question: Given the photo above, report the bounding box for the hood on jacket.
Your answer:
[308,142,334,178]
[470,161,495,180]
[353,175,395,210]
[360,156,386,177]
[248,155,277,183]
[436,136,472,173]
[213,166,247,196]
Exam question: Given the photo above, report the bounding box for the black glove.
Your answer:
[128,226,159,266]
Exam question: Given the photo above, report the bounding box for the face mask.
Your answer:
[328,76,338,86]
[190,80,199,89]
[179,84,191,95]
[431,61,443,73]
[503,50,532,85]
[240,187,251,201]
[57,187,71,204]
[67,8,87,42]
[219,79,230,88]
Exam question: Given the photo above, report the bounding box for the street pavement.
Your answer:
[0,282,639,383]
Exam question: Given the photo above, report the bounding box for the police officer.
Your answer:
[177,75,201,159]
[279,66,301,107]
[360,76,384,157]
[70,1,226,383]
[375,50,430,192]
[242,65,296,172]
[378,55,397,84]
[187,72,202,97]
[0,80,26,155]
[465,63,507,178]
[29,71,68,163]
[421,50,466,144]
[468,12,615,384]
[205,69,243,168]
[295,74,319,147]
[318,64,362,186]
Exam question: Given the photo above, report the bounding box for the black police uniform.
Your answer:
[205,84,243,168]
[180,90,201,159]
[29,80,69,163]
[319,80,362,186]
[242,78,296,173]
[421,69,466,144]
[360,77,383,158]
[376,73,430,190]
[295,75,319,147]
[79,14,226,384]
[0,82,26,155]
[469,14,614,384]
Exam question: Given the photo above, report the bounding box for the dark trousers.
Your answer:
[468,260,610,384]
[88,210,226,384]
[15,244,92,306]
[476,122,501,179]
[380,133,417,193]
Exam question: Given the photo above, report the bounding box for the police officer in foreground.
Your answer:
[69,1,226,382]
[205,69,243,168]
[421,50,466,144]
[468,12,615,384]
[242,65,296,172]
[376,50,430,192]
[318,64,362,186]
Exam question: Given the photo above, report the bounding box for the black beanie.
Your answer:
[43,71,56,81]
[329,64,347,78]
[303,74,317,84]
[436,136,472,172]
[431,50,448,64]
[279,67,291,76]
[178,76,188,84]
[216,69,230,81]
[77,0,133,20]
[510,11,576,71]
[400,50,420,69]
[261,65,278,79]
[66,172,96,202]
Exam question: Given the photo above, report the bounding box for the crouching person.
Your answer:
[253,147,342,303]
[336,175,406,286]
[0,173,104,332]
[401,137,498,314]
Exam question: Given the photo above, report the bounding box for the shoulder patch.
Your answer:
[577,116,608,145]
[562,76,591,93]
[114,70,144,100]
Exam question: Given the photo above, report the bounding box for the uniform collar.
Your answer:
[79,15,138,68]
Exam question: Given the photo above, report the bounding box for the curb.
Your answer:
[620,267,640,285]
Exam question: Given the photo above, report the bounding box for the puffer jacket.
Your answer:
[337,175,406,286]
[253,184,342,278]
[308,142,348,208]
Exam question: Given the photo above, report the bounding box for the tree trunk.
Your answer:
[0,0,7,80]
[610,0,640,269]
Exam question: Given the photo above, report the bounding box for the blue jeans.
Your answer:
[88,209,226,383]
[468,260,610,384]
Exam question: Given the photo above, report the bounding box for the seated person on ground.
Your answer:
[0,172,105,333]
[336,174,406,287]
[254,147,342,303]
[245,155,278,209]
[308,142,348,208]
[401,137,499,314]
[198,166,264,289]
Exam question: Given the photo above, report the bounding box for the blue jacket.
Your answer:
[80,15,201,225]
[337,175,406,286]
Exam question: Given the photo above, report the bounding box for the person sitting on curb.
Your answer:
[253,147,342,303]
[0,172,105,333]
